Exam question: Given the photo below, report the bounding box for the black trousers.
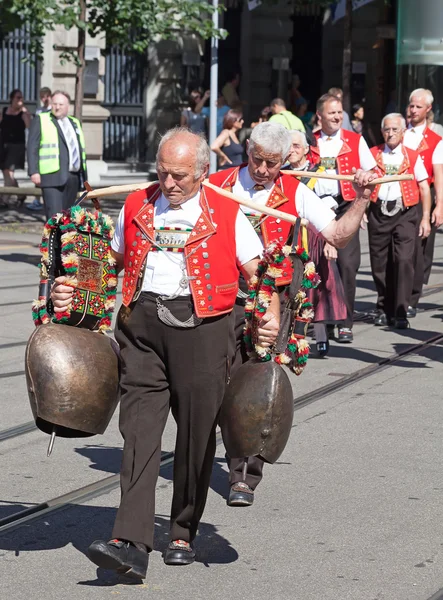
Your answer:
[368,203,419,319]
[42,172,80,220]
[410,192,436,307]
[335,199,361,328]
[112,292,234,550]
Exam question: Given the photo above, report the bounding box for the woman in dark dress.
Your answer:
[285,129,347,357]
[0,89,31,208]
[210,109,244,170]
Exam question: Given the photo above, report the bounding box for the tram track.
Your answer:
[0,329,442,536]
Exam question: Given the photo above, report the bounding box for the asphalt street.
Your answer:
[0,215,442,600]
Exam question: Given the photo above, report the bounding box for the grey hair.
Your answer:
[289,129,308,148]
[381,113,406,130]
[249,122,292,161]
[409,88,434,106]
[156,127,210,179]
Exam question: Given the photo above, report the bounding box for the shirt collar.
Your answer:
[239,165,274,191]
[320,129,341,140]
[408,123,426,134]
[384,143,402,154]
[156,190,201,216]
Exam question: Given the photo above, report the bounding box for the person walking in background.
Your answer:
[368,113,431,329]
[351,103,377,146]
[284,129,347,357]
[310,93,377,343]
[0,89,31,209]
[269,98,305,132]
[210,109,244,169]
[28,86,53,211]
[403,88,443,315]
[27,90,87,220]
[328,87,353,131]
[180,89,209,135]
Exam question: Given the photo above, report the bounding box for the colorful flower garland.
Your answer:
[243,241,320,375]
[32,205,117,332]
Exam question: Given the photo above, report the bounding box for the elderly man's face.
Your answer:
[247,143,284,185]
[317,99,343,135]
[157,136,208,206]
[287,135,308,167]
[408,95,431,126]
[382,117,405,149]
[51,93,70,119]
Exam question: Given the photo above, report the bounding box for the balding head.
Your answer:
[156,127,209,206]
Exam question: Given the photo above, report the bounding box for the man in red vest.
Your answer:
[210,121,377,507]
[403,88,443,315]
[50,128,280,577]
[51,127,375,575]
[310,93,377,343]
[368,113,431,328]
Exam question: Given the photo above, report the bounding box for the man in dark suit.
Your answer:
[27,90,87,219]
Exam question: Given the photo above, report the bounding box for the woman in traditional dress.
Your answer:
[285,129,347,357]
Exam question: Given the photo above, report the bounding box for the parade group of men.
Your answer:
[49,87,442,579]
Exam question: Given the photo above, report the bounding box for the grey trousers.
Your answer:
[42,173,80,220]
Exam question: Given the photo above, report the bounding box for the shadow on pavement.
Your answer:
[0,504,238,585]
[0,252,40,267]
[75,445,230,502]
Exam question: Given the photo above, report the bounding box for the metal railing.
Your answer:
[0,26,39,103]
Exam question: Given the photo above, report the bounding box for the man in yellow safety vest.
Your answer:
[27,90,87,219]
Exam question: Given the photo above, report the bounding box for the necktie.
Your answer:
[326,137,332,141]
[253,184,265,191]
[168,203,182,210]
[63,119,80,171]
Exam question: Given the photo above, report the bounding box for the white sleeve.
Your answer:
[111,208,125,254]
[235,209,263,265]
[432,140,443,165]
[414,156,429,182]
[295,183,336,233]
[358,136,377,171]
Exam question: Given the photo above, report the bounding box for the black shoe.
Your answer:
[374,312,388,326]
[163,540,196,566]
[337,327,353,343]
[227,482,254,506]
[406,306,416,318]
[88,539,149,579]
[316,341,329,357]
[393,317,409,329]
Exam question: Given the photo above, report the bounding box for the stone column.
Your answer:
[43,26,110,184]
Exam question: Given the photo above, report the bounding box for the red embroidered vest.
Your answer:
[369,144,420,206]
[310,129,362,200]
[408,126,442,185]
[122,184,240,318]
[209,165,301,286]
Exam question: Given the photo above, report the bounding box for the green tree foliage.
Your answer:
[0,0,226,63]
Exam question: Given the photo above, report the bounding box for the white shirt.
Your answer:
[58,117,81,172]
[314,129,377,197]
[112,190,263,296]
[232,166,336,234]
[403,123,443,165]
[377,144,428,201]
